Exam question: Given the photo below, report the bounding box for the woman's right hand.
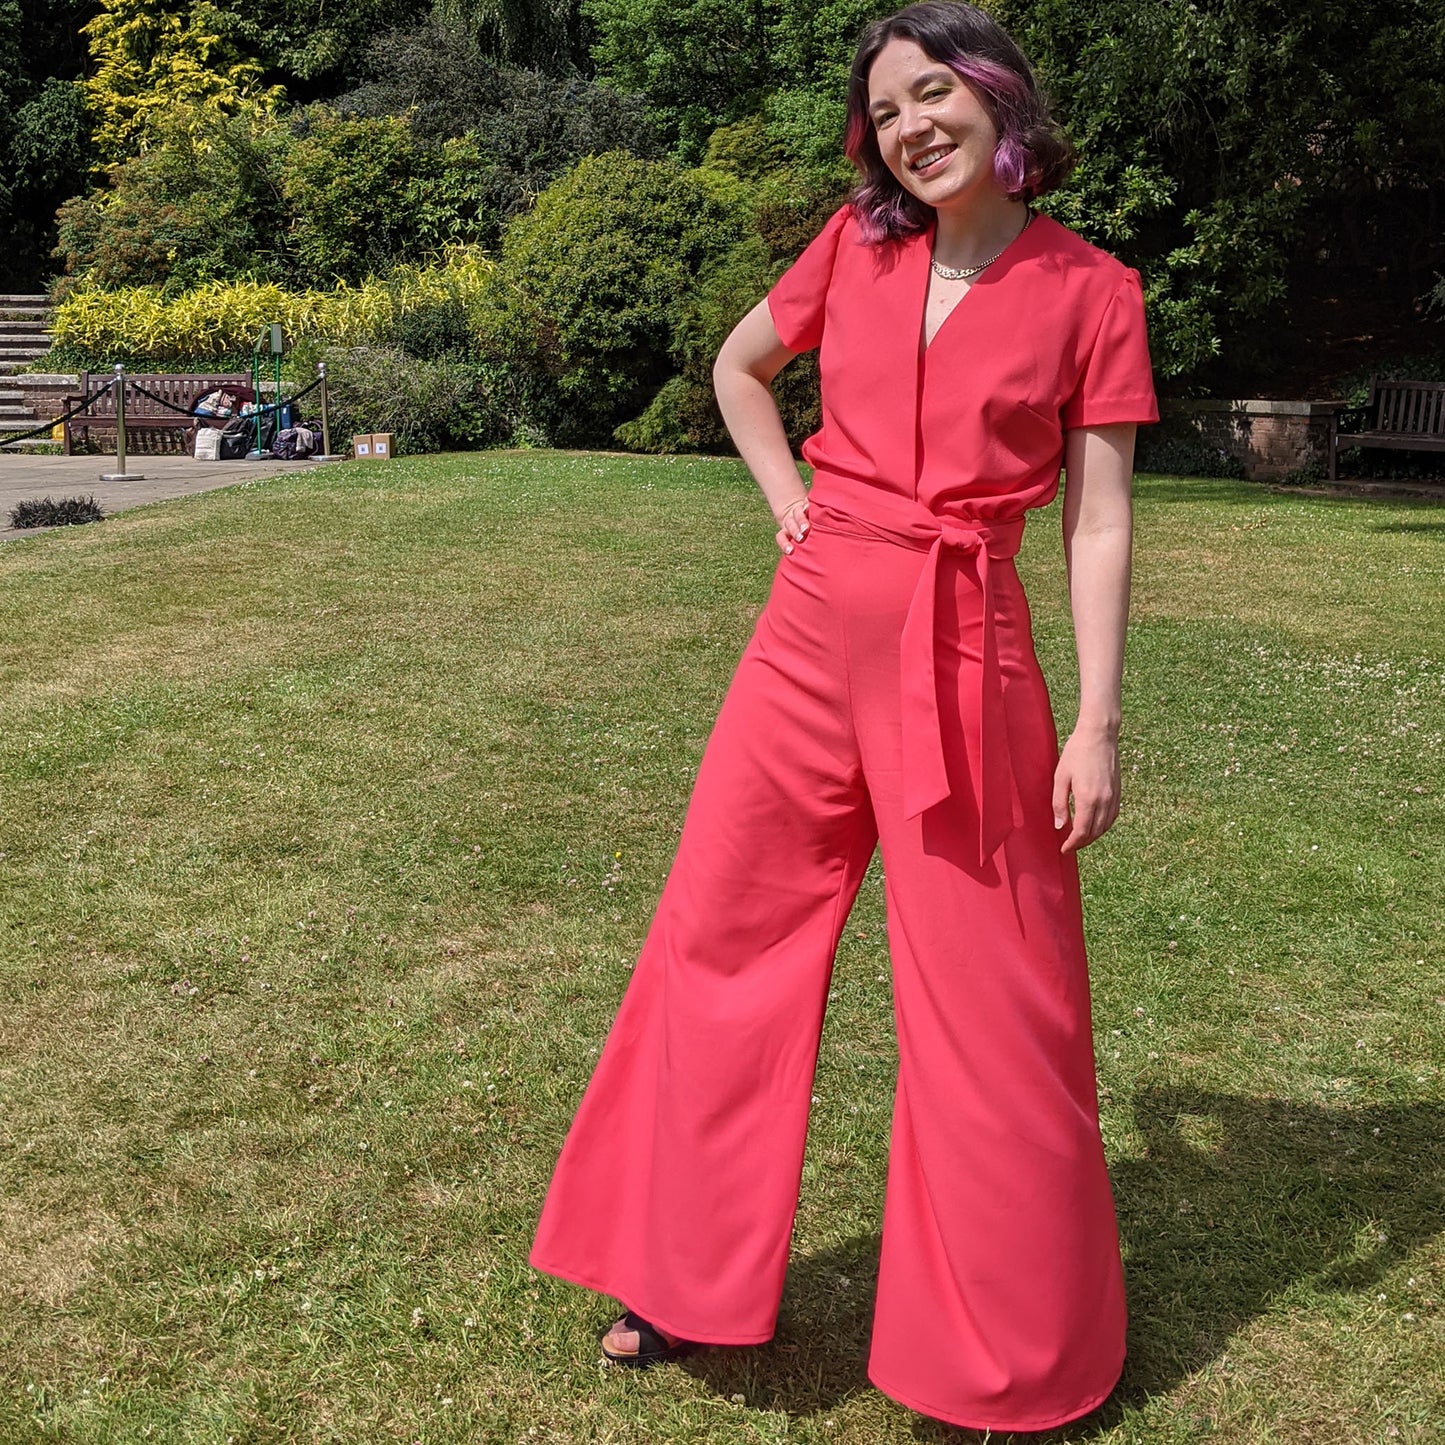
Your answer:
[775,497,810,554]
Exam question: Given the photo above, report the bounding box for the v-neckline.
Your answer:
[918,210,1040,357]
[921,267,978,355]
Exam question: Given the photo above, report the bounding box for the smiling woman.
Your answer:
[845,2,1075,244]
[529,3,1161,1434]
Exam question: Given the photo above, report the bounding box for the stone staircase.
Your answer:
[0,295,57,445]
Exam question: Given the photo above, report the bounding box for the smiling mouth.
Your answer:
[909,145,955,174]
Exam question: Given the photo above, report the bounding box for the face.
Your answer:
[866,36,1003,214]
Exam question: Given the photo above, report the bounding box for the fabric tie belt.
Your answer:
[811,504,1026,867]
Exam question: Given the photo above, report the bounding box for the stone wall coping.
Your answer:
[16,374,79,386]
[1164,397,1346,417]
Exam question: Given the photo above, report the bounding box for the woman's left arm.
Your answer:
[1054,423,1137,854]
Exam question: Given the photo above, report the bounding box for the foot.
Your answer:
[600,1310,688,1367]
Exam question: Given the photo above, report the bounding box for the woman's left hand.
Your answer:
[1052,725,1121,854]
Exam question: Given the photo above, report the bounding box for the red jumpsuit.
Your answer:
[530,207,1159,1431]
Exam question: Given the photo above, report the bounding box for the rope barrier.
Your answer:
[1,369,326,452]
[0,380,118,448]
[130,374,323,422]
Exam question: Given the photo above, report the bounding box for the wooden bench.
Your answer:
[63,372,251,456]
[1330,377,1445,480]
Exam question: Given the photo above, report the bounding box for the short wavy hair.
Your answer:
[844,2,1075,244]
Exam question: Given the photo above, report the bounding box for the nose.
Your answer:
[898,105,931,142]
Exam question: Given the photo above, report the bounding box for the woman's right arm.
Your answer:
[713,300,813,553]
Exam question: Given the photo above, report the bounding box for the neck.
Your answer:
[931,192,1030,268]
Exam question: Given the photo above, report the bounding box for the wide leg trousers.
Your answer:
[529,516,1126,1432]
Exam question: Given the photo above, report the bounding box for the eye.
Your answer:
[922,87,949,101]
[873,111,897,130]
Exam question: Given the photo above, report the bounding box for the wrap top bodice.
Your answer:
[765,206,1159,862]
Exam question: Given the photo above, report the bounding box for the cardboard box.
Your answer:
[352,435,373,459]
[370,432,394,459]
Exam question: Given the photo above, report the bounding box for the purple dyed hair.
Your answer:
[844,2,1075,243]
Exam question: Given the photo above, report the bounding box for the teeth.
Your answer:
[911,147,951,171]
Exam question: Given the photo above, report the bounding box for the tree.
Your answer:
[995,0,1445,386]
[339,16,659,246]
[0,0,96,290]
[83,0,284,162]
[586,0,1445,389]
[212,0,432,100]
[480,151,755,443]
[432,0,590,73]
[54,104,291,293]
[584,0,886,157]
[281,111,439,284]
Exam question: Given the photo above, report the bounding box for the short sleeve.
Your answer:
[765,205,851,353]
[1061,269,1160,429]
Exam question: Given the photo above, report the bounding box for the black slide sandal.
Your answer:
[599,1309,693,1368]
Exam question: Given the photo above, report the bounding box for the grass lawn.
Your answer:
[0,452,1441,1444]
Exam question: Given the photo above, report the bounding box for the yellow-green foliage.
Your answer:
[50,251,496,367]
[83,0,284,163]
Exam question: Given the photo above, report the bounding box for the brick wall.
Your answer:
[1161,400,1342,481]
[15,374,78,427]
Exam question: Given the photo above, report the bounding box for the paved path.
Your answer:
[0,453,339,542]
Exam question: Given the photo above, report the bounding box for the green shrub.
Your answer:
[54,106,292,296]
[585,0,879,157]
[315,344,501,454]
[616,230,819,455]
[1134,429,1247,481]
[281,111,441,286]
[614,174,840,456]
[48,252,494,372]
[9,495,106,529]
[344,17,655,151]
[483,152,754,445]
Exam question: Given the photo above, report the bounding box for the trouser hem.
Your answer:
[528,1252,778,1348]
[865,1363,1122,1433]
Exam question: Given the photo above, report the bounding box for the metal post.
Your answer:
[246,325,274,459]
[314,361,342,461]
[115,363,126,475]
[100,363,144,482]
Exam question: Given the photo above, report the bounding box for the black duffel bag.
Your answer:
[220,410,277,460]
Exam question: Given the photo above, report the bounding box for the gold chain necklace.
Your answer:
[930,209,1034,281]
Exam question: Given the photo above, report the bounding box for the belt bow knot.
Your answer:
[899,515,1026,866]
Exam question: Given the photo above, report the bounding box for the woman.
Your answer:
[530,1,1157,1431]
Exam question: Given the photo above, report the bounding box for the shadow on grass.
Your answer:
[1137,475,1445,510]
[1133,476,1261,506]
[683,1086,1445,1440]
[1369,519,1445,535]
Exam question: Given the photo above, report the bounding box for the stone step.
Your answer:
[0,402,36,416]
[0,318,51,331]
[0,417,49,432]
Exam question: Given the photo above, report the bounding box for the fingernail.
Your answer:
[785,544,793,554]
